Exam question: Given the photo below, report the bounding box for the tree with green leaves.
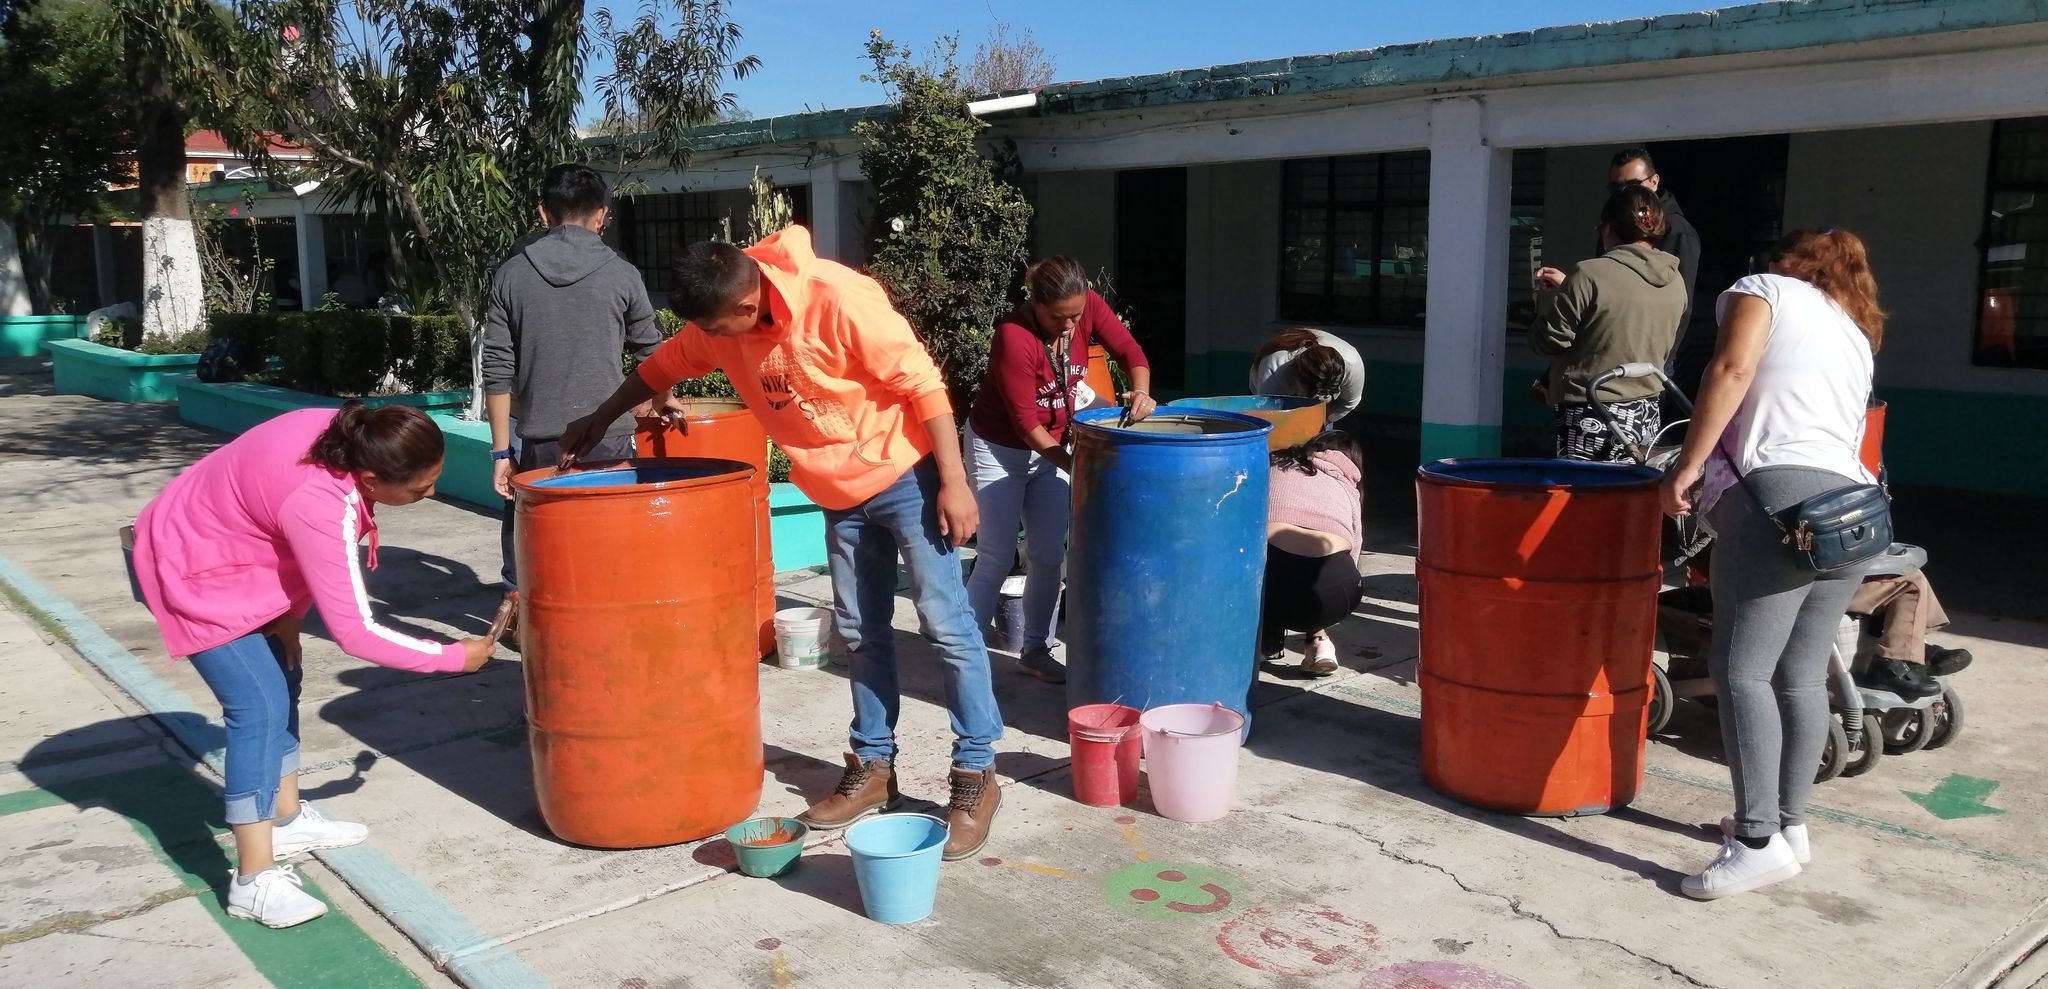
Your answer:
[228,0,756,414]
[0,0,128,314]
[857,31,1034,411]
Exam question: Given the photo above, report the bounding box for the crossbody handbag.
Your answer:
[1721,438,1892,574]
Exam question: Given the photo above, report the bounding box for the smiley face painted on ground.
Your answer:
[1100,862,1245,921]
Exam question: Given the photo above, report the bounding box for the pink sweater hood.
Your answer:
[131,408,464,672]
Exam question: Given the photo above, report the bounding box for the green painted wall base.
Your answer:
[0,315,89,358]
[46,339,200,402]
[176,380,469,436]
[1878,386,2048,497]
[769,483,828,572]
[1420,422,1503,462]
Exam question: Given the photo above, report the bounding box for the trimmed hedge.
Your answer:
[209,311,470,397]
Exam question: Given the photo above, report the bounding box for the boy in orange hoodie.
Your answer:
[558,227,1003,860]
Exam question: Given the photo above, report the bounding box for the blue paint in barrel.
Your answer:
[528,460,748,489]
[1065,407,1273,733]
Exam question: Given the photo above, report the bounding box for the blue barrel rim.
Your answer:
[1165,394,1323,413]
[1072,405,1273,442]
[844,813,950,859]
[513,456,756,494]
[1418,457,1661,489]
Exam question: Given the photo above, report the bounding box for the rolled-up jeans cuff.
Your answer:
[222,785,279,826]
[278,744,300,777]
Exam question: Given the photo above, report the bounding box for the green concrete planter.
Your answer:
[46,339,201,402]
[177,379,469,436]
[769,483,827,572]
[0,315,90,358]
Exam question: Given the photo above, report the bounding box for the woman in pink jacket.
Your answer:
[133,402,493,929]
[1261,431,1368,677]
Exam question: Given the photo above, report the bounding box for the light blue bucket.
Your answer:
[844,813,948,924]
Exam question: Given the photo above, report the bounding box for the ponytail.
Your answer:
[1256,328,1348,402]
[305,401,446,482]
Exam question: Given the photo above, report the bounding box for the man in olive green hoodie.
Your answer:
[1531,187,1688,463]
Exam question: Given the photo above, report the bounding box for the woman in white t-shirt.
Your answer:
[1657,228,1886,901]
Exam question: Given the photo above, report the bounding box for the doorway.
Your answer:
[1114,168,1189,390]
[1644,134,1791,396]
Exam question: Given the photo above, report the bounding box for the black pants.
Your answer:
[1259,546,1364,655]
[499,432,637,588]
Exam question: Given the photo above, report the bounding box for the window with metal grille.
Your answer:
[1977,116,2048,369]
[1279,152,1430,328]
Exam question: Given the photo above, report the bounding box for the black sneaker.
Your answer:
[1860,658,1943,699]
[1925,645,1973,678]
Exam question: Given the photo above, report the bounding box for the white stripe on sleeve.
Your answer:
[339,491,443,657]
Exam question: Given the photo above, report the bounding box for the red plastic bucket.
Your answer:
[1068,704,1142,806]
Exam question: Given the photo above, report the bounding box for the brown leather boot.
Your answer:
[941,766,1001,861]
[797,754,900,830]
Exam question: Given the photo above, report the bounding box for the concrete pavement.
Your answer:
[0,358,2043,989]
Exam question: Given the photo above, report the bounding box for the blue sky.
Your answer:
[721,1,1726,118]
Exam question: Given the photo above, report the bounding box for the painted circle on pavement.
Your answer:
[1099,862,1245,921]
[1217,905,1381,977]
[1358,961,1533,989]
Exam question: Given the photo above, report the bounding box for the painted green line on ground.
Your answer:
[1316,680,2047,873]
[0,760,425,987]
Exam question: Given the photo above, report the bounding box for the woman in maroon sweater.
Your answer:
[964,257,1153,683]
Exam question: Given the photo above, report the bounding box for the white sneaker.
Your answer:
[1719,816,1810,865]
[1682,834,1802,900]
[226,865,328,928]
[273,805,369,860]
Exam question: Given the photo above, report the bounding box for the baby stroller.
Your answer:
[1587,363,1964,783]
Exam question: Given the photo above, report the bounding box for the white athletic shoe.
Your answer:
[1682,834,1801,900]
[273,804,369,860]
[226,865,328,928]
[1720,816,1811,865]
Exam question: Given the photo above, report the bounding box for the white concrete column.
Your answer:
[807,169,843,261]
[0,221,30,316]
[1420,96,1512,462]
[92,223,118,309]
[141,216,204,339]
[295,206,328,310]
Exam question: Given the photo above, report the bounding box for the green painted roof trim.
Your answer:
[654,0,2048,152]
[1035,0,2048,115]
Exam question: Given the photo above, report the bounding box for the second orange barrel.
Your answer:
[1416,459,1663,816]
[636,399,776,658]
[513,459,765,848]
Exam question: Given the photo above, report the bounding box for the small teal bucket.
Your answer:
[724,816,808,878]
[844,813,948,924]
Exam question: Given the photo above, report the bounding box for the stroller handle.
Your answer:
[1585,363,1692,465]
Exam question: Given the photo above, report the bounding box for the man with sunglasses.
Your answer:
[1533,147,1703,400]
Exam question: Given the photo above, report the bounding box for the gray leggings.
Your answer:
[1707,466,1862,839]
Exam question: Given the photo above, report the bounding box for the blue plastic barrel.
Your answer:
[1065,407,1273,731]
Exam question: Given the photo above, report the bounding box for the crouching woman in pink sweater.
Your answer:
[1260,432,1368,677]
[133,402,494,929]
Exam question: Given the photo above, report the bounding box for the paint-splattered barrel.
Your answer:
[1065,407,1271,732]
[1415,459,1663,816]
[635,398,776,658]
[512,459,763,847]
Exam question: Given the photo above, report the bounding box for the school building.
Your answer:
[58,0,2048,496]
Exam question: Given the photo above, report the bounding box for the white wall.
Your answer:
[1781,122,2027,395]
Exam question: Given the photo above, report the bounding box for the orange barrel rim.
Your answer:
[1415,458,1664,816]
[1165,395,1328,450]
[512,458,765,848]
[635,398,777,658]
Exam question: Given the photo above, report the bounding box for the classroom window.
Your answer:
[1279,152,1430,328]
[622,186,812,293]
[1977,116,2048,369]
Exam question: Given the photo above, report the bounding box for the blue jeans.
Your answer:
[825,458,1003,770]
[963,424,1068,652]
[187,632,301,825]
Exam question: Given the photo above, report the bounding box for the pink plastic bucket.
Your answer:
[1068,704,1143,806]
[1139,703,1245,822]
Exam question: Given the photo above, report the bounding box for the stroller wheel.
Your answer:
[1815,717,1850,784]
[1647,663,1674,736]
[1840,711,1884,778]
[1879,708,1933,755]
[1923,686,1965,751]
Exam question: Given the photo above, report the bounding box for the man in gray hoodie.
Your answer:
[482,163,667,629]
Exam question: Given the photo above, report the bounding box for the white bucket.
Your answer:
[774,607,834,670]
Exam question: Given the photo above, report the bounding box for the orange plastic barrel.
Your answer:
[512,458,764,848]
[635,399,775,658]
[1859,401,1886,477]
[1415,459,1664,816]
[1165,395,1328,450]
[1085,344,1115,405]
